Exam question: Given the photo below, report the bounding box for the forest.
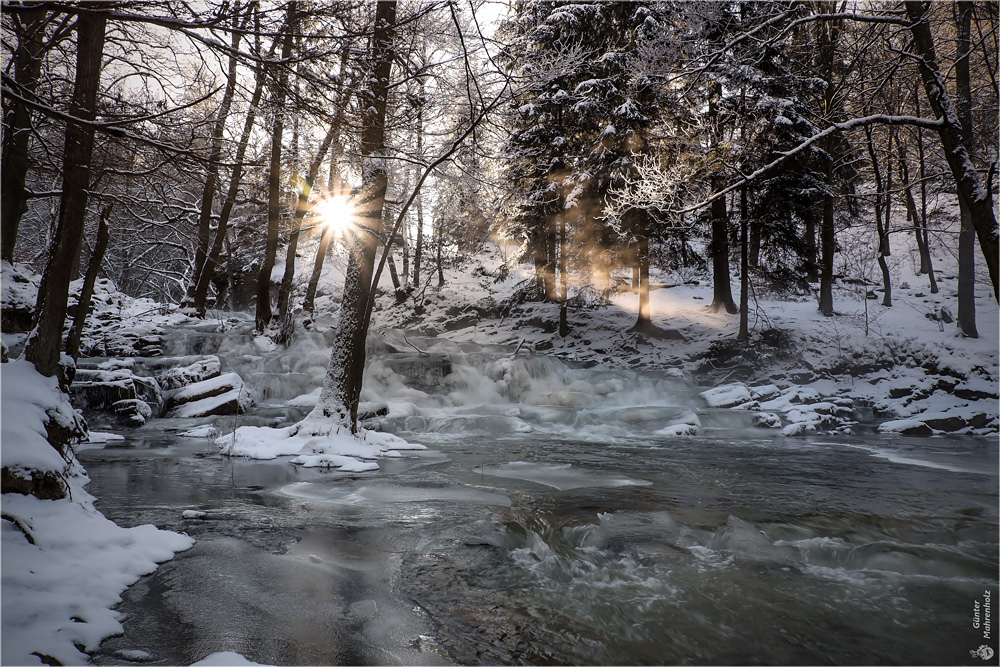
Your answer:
[2,2,999,666]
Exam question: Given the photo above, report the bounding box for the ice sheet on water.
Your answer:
[481,461,652,491]
[281,481,512,507]
[191,651,271,666]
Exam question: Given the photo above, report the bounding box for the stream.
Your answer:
[76,320,997,665]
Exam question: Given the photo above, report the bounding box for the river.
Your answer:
[77,322,997,665]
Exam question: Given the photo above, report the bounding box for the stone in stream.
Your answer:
[153,355,222,390]
[70,368,164,416]
[167,372,252,418]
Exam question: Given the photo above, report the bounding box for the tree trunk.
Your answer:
[709,174,738,314]
[817,9,841,317]
[193,4,269,316]
[818,168,836,316]
[804,208,819,283]
[276,118,343,336]
[184,7,244,307]
[412,98,425,288]
[896,135,939,295]
[66,204,112,361]
[255,1,296,331]
[865,126,892,307]
[1,5,50,263]
[558,215,569,337]
[413,192,424,287]
[544,216,557,299]
[635,234,651,330]
[313,0,396,433]
[436,218,445,286]
[303,225,333,314]
[738,186,750,340]
[953,0,978,337]
[25,8,106,379]
[905,0,998,302]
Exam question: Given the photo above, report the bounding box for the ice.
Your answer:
[481,461,652,491]
[281,481,512,507]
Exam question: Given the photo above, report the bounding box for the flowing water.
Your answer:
[79,319,998,665]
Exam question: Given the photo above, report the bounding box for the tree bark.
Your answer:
[896,134,939,295]
[865,126,892,307]
[709,174,738,314]
[313,0,396,432]
[817,9,841,317]
[25,8,107,379]
[1,4,51,263]
[803,207,819,283]
[953,0,978,337]
[738,186,750,340]
[66,203,112,361]
[905,0,998,302]
[255,1,296,331]
[558,215,569,337]
[635,234,651,330]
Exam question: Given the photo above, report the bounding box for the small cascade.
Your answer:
[135,319,810,438]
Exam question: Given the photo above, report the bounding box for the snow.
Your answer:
[1,363,192,666]
[1,360,85,478]
[700,382,753,408]
[216,417,424,470]
[191,651,270,666]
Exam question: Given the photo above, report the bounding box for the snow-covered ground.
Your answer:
[1,360,193,666]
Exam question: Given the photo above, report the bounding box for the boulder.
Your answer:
[155,356,222,390]
[70,369,163,415]
[167,372,252,418]
[113,399,153,427]
[700,382,753,409]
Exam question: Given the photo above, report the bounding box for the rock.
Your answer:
[113,399,153,427]
[924,415,970,433]
[70,369,163,415]
[167,372,251,418]
[700,382,752,408]
[358,401,389,420]
[754,412,782,428]
[155,356,222,390]
[444,314,478,331]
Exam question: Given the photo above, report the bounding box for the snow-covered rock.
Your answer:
[154,355,221,390]
[167,372,252,418]
[700,382,753,408]
[2,360,88,500]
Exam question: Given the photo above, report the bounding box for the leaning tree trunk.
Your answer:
[905,0,998,303]
[1,4,50,263]
[255,1,296,331]
[25,8,106,379]
[66,203,112,361]
[276,119,342,339]
[193,3,270,317]
[311,0,396,432]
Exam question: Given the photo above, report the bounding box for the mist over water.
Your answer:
[80,319,997,665]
